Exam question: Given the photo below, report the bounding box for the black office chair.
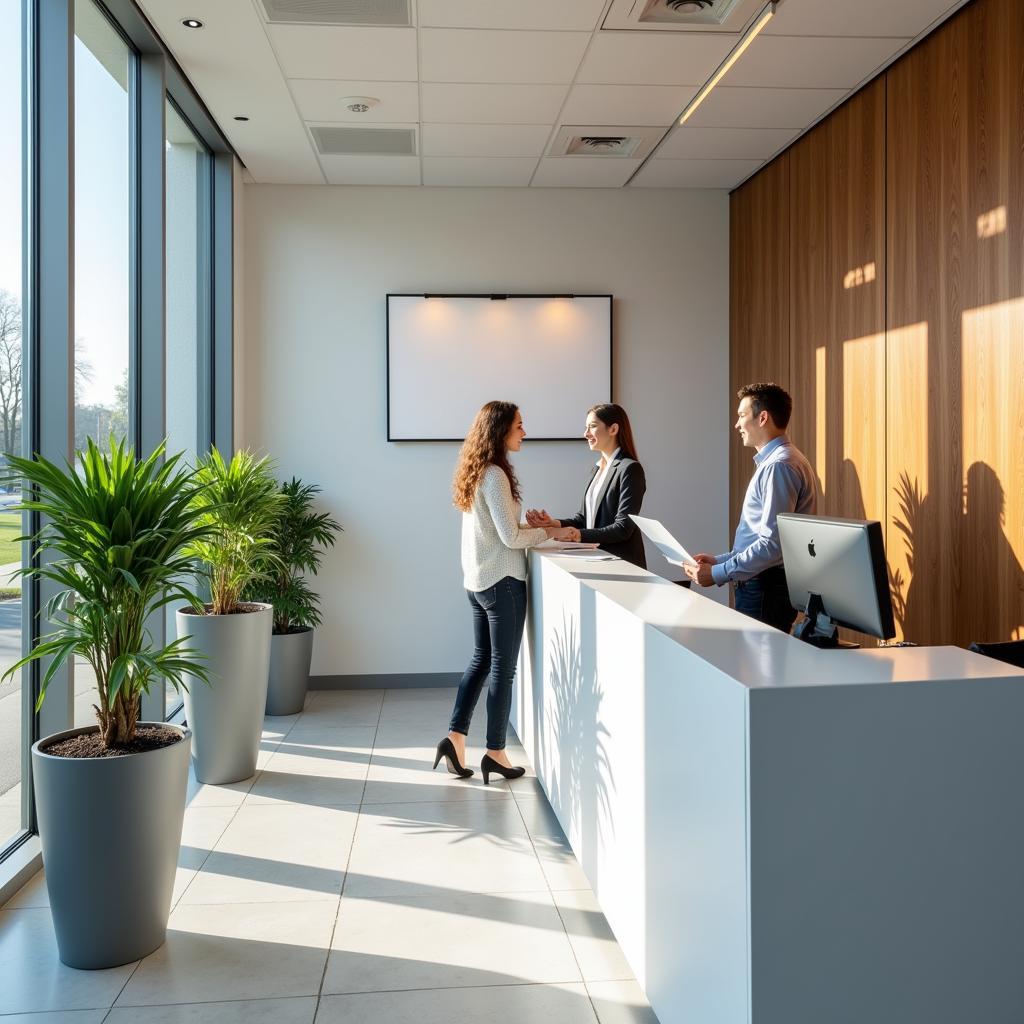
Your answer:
[968,640,1024,670]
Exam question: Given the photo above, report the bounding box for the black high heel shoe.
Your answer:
[433,737,474,778]
[480,754,526,786]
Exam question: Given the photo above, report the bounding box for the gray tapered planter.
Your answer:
[177,603,272,785]
[31,723,190,970]
[266,627,315,716]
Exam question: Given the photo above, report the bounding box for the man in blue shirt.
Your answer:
[685,382,817,633]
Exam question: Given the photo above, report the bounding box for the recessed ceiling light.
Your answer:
[341,96,380,114]
[234,116,249,122]
[181,18,203,28]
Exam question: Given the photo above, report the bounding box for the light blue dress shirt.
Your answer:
[711,435,817,585]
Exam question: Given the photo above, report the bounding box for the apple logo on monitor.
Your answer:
[808,539,816,557]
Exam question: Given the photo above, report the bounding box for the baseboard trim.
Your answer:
[311,672,460,691]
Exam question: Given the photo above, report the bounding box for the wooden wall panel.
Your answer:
[729,153,790,537]
[790,80,886,525]
[886,0,1024,645]
[789,80,886,644]
[730,0,1024,647]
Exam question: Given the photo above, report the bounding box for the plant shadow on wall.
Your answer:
[545,609,614,881]
[890,465,1024,644]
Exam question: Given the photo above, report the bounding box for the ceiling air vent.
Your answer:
[261,0,412,27]
[567,135,640,157]
[636,0,742,25]
[549,125,663,161]
[310,126,416,156]
[602,0,763,32]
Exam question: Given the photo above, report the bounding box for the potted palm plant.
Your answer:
[179,448,284,785]
[3,438,212,969]
[246,478,341,715]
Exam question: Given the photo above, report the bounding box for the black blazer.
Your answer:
[561,453,647,568]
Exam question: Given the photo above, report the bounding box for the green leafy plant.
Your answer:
[246,478,342,634]
[187,448,285,616]
[2,438,214,747]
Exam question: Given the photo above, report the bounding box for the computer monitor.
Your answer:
[777,513,896,647]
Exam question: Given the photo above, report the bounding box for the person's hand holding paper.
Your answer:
[628,515,697,567]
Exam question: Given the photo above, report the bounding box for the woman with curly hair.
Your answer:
[435,400,579,784]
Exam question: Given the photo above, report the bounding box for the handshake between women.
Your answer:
[531,509,581,543]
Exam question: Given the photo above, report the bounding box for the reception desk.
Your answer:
[512,551,1024,1024]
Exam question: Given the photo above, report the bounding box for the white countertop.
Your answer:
[535,552,1024,691]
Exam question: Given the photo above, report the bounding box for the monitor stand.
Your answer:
[794,593,860,649]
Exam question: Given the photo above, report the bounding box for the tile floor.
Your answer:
[0,688,658,1023]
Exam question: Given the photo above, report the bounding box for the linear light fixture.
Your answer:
[678,1,775,124]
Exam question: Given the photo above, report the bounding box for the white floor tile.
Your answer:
[185,767,256,809]
[0,908,136,1014]
[115,901,337,1007]
[553,890,635,982]
[587,979,660,1024]
[106,995,317,1023]
[323,889,581,994]
[180,803,358,905]
[345,799,545,898]
[316,982,599,1024]
[173,806,239,903]
[245,732,372,807]
[0,1011,108,1023]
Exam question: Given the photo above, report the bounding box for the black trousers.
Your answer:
[734,565,797,634]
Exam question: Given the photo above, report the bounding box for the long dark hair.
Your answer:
[452,401,522,511]
[589,403,639,461]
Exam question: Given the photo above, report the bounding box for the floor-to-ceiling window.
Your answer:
[164,100,211,714]
[1,0,233,871]
[72,0,133,728]
[0,0,25,852]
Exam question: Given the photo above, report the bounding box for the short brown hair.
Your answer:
[737,383,792,430]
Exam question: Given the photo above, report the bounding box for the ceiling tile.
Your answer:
[289,80,419,123]
[419,0,606,31]
[656,125,800,160]
[632,158,763,189]
[137,0,323,184]
[423,158,539,186]
[422,124,552,158]
[420,29,590,84]
[722,35,910,89]
[764,0,960,38]
[267,25,418,81]
[318,155,422,186]
[684,86,848,129]
[531,158,642,188]
[421,83,569,124]
[577,32,732,86]
[560,84,697,126]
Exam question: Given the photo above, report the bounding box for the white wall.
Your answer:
[240,185,730,677]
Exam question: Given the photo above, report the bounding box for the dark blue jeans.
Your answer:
[734,566,798,635]
[449,576,527,751]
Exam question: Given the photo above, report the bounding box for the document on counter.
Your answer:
[535,539,600,550]
[629,515,696,567]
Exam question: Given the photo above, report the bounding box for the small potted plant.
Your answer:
[3,438,212,969]
[246,478,341,715]
[179,448,284,785]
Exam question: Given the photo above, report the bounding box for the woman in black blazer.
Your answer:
[527,404,647,568]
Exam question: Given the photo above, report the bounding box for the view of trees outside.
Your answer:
[0,0,24,848]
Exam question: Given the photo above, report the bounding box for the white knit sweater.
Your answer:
[461,465,548,592]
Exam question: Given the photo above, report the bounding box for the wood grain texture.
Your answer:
[731,0,1024,647]
[886,0,1024,645]
[729,152,790,538]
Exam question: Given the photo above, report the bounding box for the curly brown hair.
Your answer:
[453,401,521,512]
